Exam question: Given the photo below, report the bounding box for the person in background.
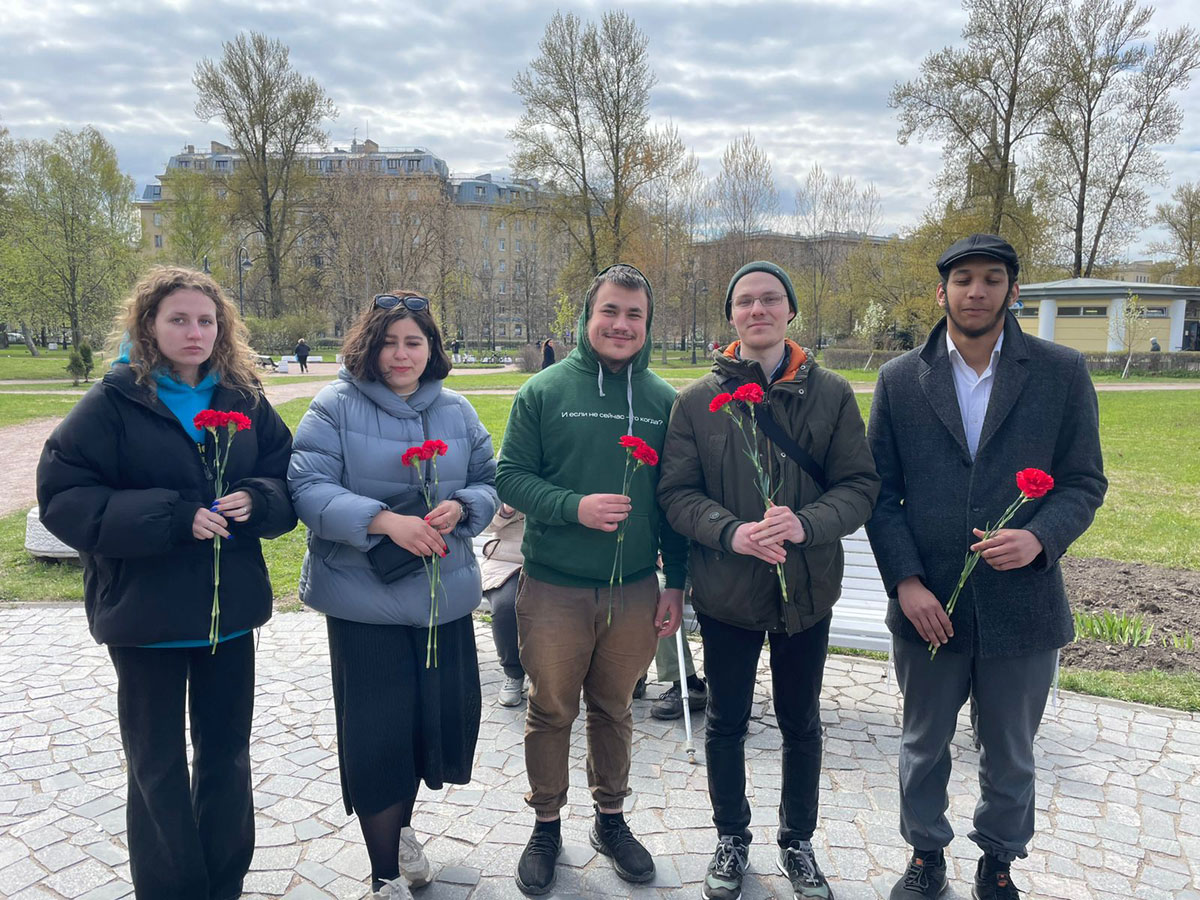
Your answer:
[37,266,296,900]
[541,337,556,370]
[289,291,499,900]
[1150,336,1161,352]
[294,337,311,373]
[481,502,528,706]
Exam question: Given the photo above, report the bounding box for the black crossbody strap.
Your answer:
[756,400,828,493]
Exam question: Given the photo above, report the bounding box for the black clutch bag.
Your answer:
[367,492,432,584]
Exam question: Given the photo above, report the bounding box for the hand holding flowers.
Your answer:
[401,438,451,667]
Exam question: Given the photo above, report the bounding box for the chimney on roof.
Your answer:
[364,139,379,153]
[186,145,195,154]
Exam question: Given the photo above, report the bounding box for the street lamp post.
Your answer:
[689,267,706,366]
[236,247,253,317]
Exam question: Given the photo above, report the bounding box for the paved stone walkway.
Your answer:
[2,607,1199,900]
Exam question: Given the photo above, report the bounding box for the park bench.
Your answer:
[255,354,277,371]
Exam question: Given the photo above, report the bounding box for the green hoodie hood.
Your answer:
[561,270,656,435]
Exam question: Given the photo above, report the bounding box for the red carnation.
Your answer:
[709,392,733,413]
[423,439,449,457]
[226,412,252,432]
[193,409,227,430]
[732,383,764,404]
[417,445,436,461]
[1016,468,1054,499]
[401,447,421,467]
[632,444,659,466]
[618,434,644,450]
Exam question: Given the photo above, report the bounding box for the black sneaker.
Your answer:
[703,834,750,900]
[651,681,707,720]
[590,807,655,883]
[515,824,561,895]
[889,849,947,899]
[972,856,1020,900]
[632,676,647,700]
[777,840,833,899]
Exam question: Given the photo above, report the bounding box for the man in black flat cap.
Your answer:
[866,235,1106,900]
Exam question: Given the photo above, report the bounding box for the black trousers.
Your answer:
[485,575,524,679]
[108,635,255,900]
[698,611,830,847]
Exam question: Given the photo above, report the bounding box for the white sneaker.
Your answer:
[368,875,413,899]
[398,826,432,888]
[498,675,525,707]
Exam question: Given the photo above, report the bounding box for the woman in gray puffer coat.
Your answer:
[289,293,498,900]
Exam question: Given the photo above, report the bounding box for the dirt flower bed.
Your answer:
[1061,557,1200,674]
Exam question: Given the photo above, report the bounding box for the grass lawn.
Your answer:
[0,351,86,380]
[0,394,88,427]
[0,509,85,603]
[0,382,88,392]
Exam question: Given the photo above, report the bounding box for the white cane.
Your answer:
[675,624,696,764]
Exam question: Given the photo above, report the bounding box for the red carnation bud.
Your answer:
[1015,468,1054,499]
[709,392,734,413]
[732,383,765,404]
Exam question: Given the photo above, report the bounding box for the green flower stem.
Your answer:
[929,493,1032,659]
[723,406,790,602]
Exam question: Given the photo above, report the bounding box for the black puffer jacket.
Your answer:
[37,364,296,646]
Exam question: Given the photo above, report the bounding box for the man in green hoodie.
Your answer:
[496,264,687,896]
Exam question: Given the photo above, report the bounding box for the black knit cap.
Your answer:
[936,234,1020,280]
[724,261,798,320]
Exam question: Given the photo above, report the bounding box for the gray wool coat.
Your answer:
[865,313,1107,658]
[288,371,499,627]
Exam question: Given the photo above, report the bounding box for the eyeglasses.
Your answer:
[731,293,786,310]
[374,294,430,312]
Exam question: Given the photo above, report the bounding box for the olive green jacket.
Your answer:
[657,342,880,634]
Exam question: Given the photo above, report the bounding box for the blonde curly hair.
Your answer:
[109,266,260,395]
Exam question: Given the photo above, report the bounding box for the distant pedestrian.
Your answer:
[541,338,556,370]
[294,338,310,373]
[1150,336,1161,352]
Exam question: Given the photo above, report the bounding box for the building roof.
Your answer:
[1020,277,1199,299]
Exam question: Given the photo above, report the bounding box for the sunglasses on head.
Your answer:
[373,294,430,312]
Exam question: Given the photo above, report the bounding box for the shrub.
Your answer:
[516,345,542,373]
[65,350,88,386]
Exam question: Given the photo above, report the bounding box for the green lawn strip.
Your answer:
[0,353,87,380]
[1057,667,1200,713]
[0,509,85,603]
[0,394,84,427]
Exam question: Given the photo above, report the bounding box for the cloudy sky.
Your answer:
[2,0,1197,254]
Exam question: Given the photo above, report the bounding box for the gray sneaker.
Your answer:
[703,834,749,899]
[369,876,413,899]
[398,826,432,888]
[498,675,525,707]
[778,841,833,899]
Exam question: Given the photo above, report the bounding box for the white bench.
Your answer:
[830,527,891,653]
[471,526,891,654]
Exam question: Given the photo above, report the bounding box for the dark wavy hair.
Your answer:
[341,291,452,383]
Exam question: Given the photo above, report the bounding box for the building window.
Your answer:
[482,236,489,250]
[515,220,522,233]
[388,158,399,170]
[515,324,522,337]
[498,261,506,273]
[1057,306,1108,317]
[498,219,505,230]
[475,185,486,198]
[215,159,229,171]
[153,234,163,248]
[515,262,523,276]
[498,239,505,252]
[1013,305,1038,318]
[480,213,488,228]
[405,158,419,172]
[499,324,507,337]
[153,213,163,227]
[194,160,206,171]
[313,255,324,268]
[1143,306,1169,318]
[515,240,522,252]
[499,281,506,294]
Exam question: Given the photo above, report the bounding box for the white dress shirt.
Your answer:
[947,329,1004,459]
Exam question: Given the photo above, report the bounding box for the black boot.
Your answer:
[590,806,655,883]
[515,819,561,896]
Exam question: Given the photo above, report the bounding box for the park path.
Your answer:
[1,605,1198,899]
[1,378,1197,520]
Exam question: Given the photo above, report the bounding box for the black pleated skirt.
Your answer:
[326,614,482,816]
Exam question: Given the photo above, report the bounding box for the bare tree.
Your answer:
[890,0,1059,234]
[194,32,337,315]
[1038,0,1200,276]
[794,164,881,346]
[1151,181,1200,283]
[712,132,778,267]
[511,10,661,275]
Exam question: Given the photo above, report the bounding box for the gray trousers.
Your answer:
[893,637,1057,863]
